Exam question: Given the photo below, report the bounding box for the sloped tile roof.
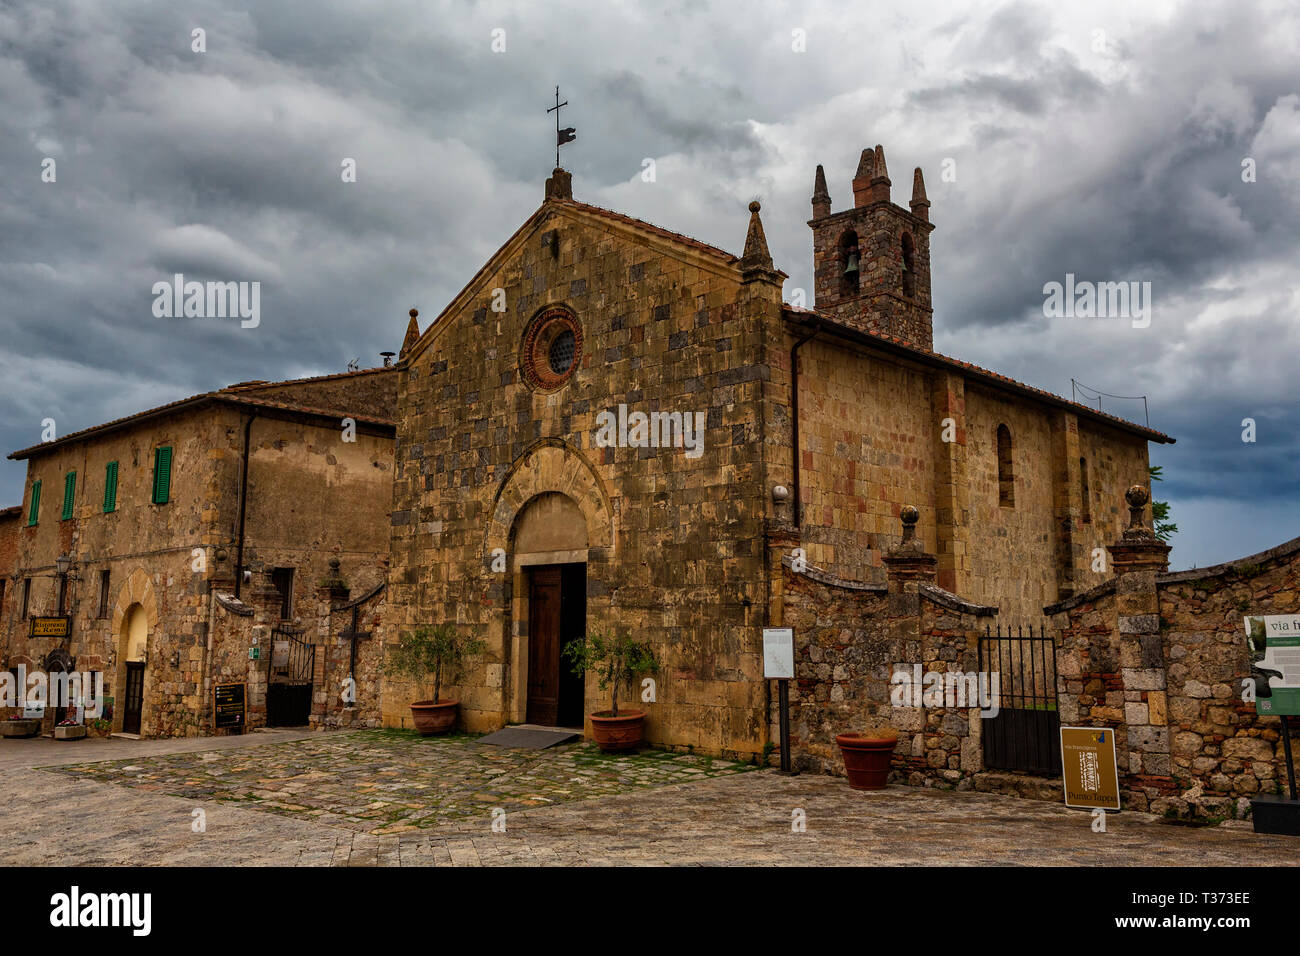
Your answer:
[784,305,1174,444]
[9,369,397,460]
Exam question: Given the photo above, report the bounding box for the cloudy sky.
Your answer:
[1,0,1296,570]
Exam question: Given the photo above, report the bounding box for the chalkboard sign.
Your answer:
[214,682,246,732]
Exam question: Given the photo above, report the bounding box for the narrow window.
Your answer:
[98,569,112,618]
[152,446,173,504]
[27,480,41,526]
[103,461,119,513]
[0,578,6,616]
[839,230,860,296]
[1079,457,1092,524]
[996,424,1015,507]
[61,471,76,520]
[270,567,295,619]
[901,231,916,297]
[22,577,32,618]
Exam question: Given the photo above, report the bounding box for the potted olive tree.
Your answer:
[385,624,485,736]
[835,718,899,791]
[562,629,659,752]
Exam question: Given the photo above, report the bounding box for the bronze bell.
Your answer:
[843,251,859,276]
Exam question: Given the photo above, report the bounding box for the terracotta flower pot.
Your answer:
[2,719,42,739]
[589,710,645,752]
[410,699,458,736]
[836,731,899,791]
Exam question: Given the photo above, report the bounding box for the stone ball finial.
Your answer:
[900,504,920,541]
[329,557,341,572]
[1125,484,1151,532]
[748,200,761,213]
[409,308,418,319]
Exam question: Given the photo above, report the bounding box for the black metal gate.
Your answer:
[267,626,315,727]
[978,625,1061,775]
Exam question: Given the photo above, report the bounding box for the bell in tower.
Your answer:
[808,145,936,349]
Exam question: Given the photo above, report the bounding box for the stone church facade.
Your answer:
[383,148,1173,760]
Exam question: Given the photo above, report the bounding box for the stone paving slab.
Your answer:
[4,729,1298,867]
[46,729,754,833]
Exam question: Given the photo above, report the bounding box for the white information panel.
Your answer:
[763,628,795,679]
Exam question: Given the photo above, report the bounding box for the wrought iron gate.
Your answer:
[267,626,315,727]
[978,625,1061,776]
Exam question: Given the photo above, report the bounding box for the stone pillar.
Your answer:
[1106,486,1173,799]
[883,507,940,772]
[315,559,351,726]
[931,373,968,595]
[1050,411,1085,599]
[883,506,938,616]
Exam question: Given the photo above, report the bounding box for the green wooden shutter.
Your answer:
[103,461,119,513]
[152,446,173,504]
[27,480,40,526]
[61,471,76,520]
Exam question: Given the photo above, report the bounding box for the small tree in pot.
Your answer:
[563,629,659,752]
[385,624,485,736]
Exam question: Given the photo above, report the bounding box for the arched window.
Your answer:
[901,231,916,298]
[839,230,860,296]
[1079,457,1091,523]
[996,425,1014,507]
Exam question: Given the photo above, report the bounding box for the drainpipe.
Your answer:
[789,325,819,528]
[234,413,255,599]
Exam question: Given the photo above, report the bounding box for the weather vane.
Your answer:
[548,85,576,168]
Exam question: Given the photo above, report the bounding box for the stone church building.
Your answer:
[383,146,1173,758]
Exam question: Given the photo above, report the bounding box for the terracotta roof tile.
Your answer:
[783,305,1174,444]
[9,371,397,460]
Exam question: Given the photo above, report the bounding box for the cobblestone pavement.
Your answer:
[47,729,753,833]
[4,730,1298,866]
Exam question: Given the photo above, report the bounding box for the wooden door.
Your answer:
[122,662,145,734]
[527,567,563,725]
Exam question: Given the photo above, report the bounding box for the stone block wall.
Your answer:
[1158,538,1300,818]
[780,323,1153,625]
[310,577,385,730]
[778,515,999,789]
[1049,490,1300,819]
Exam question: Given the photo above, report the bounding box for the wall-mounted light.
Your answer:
[55,554,71,575]
[170,650,181,668]
[772,485,790,503]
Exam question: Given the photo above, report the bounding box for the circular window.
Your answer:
[522,308,583,390]
[548,329,576,375]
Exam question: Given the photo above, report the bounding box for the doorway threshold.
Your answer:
[110,733,142,740]
[513,723,584,734]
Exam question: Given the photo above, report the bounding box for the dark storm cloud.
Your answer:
[1,0,1297,570]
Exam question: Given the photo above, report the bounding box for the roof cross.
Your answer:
[548,85,576,168]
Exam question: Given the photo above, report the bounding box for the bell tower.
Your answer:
[808,145,935,349]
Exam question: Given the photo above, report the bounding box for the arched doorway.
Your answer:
[513,492,588,727]
[118,602,149,734]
